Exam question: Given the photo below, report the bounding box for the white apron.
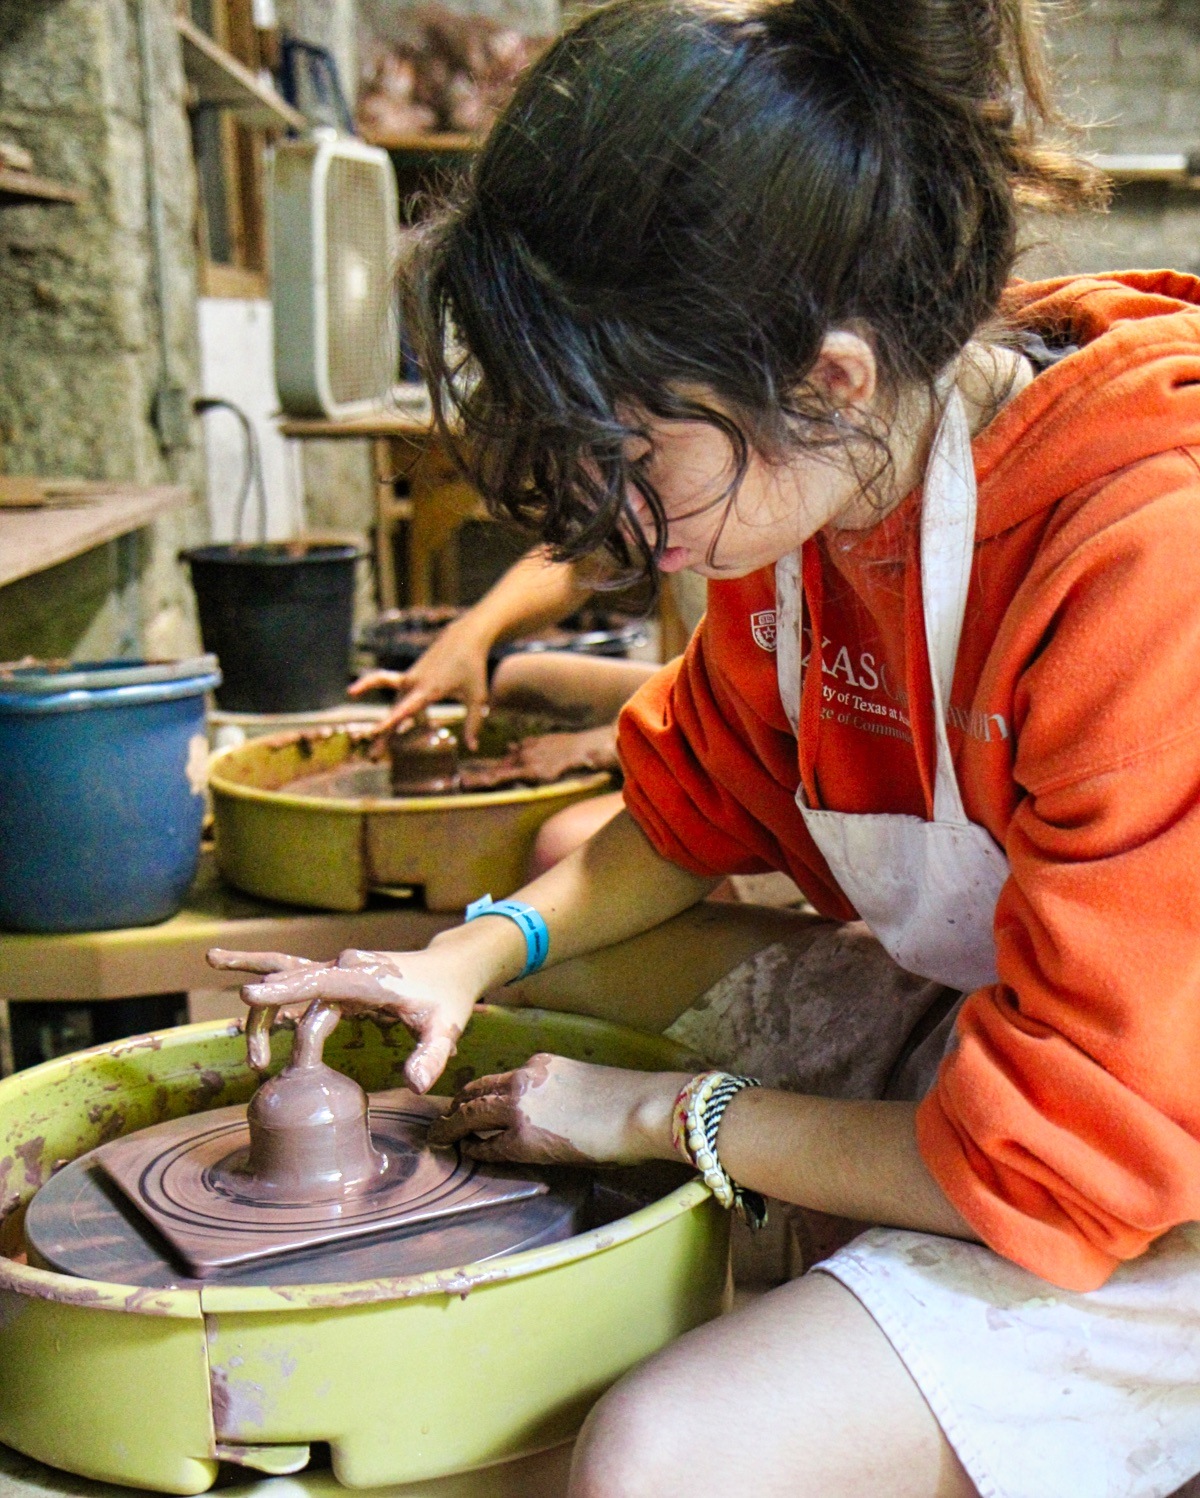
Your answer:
[774,384,1007,992]
[772,383,1200,1498]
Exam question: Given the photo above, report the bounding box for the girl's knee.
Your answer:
[569,1382,685,1498]
[528,809,582,877]
[527,795,622,877]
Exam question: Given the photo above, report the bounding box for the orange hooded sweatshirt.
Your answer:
[619,272,1200,1292]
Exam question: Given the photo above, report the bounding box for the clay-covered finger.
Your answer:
[242,966,395,1008]
[336,949,402,976]
[458,1133,525,1164]
[447,1069,519,1105]
[207,948,325,976]
[462,699,486,752]
[404,1027,460,1095]
[386,681,439,729]
[427,1095,513,1144]
[349,669,409,697]
[244,1003,277,1073]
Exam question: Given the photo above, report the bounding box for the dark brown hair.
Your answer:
[406,0,1104,581]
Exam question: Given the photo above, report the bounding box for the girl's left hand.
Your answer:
[428,1053,692,1167]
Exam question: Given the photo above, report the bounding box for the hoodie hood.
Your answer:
[974,272,1200,537]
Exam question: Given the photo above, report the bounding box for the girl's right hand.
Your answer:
[350,616,492,748]
[206,945,480,1093]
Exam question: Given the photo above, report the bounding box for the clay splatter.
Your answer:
[210,1366,267,1433]
[110,1034,164,1057]
[87,1104,128,1144]
[188,1069,226,1111]
[15,1138,46,1190]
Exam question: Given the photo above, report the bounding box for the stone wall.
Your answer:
[0,0,206,663]
[1027,1,1200,276]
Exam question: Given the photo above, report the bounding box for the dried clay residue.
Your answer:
[15,1137,46,1190]
[210,1366,267,1436]
[110,1033,164,1057]
[87,1103,128,1144]
[188,1067,227,1111]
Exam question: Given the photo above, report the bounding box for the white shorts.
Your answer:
[667,919,1200,1498]
[821,1225,1200,1498]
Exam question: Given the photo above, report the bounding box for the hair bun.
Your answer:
[780,0,1105,210]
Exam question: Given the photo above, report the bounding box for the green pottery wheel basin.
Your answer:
[208,722,612,913]
[0,1008,727,1494]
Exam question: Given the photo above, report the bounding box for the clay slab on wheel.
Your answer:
[23,1157,590,1288]
[96,1090,546,1276]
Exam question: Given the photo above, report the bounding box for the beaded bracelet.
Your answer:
[671,1070,768,1230]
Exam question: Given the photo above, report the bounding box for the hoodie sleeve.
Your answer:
[618,612,854,915]
[918,463,1200,1291]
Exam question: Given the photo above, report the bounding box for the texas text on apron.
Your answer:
[769,383,1200,1498]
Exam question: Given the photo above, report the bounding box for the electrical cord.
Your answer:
[193,397,269,544]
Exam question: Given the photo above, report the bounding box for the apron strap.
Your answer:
[776,549,802,736]
[920,383,976,826]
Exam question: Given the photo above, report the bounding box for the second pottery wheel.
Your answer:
[208,712,612,912]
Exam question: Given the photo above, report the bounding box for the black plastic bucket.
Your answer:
[182,543,362,713]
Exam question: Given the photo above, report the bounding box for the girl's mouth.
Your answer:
[658,545,693,573]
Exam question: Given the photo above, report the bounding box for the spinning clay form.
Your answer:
[59,999,549,1277]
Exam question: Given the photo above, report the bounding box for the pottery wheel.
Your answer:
[25,1091,586,1284]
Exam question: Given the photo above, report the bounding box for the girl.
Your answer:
[214,2,1200,1493]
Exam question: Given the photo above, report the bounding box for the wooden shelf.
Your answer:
[0,484,190,590]
[366,131,480,153]
[177,15,305,132]
[0,168,82,207]
[278,393,435,441]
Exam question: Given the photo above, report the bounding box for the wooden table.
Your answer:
[279,405,486,610]
[0,853,454,1077]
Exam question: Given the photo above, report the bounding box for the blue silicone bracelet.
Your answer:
[464,894,550,979]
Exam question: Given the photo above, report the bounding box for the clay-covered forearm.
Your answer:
[714,1089,978,1241]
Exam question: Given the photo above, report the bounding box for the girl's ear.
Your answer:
[808,330,879,416]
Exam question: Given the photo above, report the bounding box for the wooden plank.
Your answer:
[0,476,122,508]
[365,131,480,153]
[278,402,435,441]
[0,856,453,1001]
[0,168,82,206]
[199,261,268,299]
[0,485,190,589]
[177,15,306,132]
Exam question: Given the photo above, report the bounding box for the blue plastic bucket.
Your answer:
[0,657,221,932]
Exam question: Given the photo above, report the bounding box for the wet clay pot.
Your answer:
[244,1005,386,1202]
[388,720,459,795]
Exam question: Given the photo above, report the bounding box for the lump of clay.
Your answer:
[243,1001,388,1203]
[388,717,460,794]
